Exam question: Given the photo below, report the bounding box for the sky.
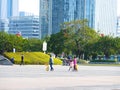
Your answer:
[19,0,120,16]
[19,0,39,15]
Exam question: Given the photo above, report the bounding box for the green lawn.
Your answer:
[4,52,62,65]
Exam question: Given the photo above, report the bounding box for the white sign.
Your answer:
[43,41,47,52]
[13,48,15,53]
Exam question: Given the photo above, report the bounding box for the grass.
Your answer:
[4,52,62,65]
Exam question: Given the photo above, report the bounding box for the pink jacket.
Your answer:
[73,58,77,65]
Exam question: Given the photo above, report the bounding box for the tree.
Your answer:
[48,31,65,56]
[93,36,116,59]
[114,37,120,54]
[26,38,43,51]
[0,31,43,53]
[61,20,99,58]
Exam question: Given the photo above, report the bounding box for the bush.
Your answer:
[77,59,89,64]
[4,52,62,65]
[90,60,116,62]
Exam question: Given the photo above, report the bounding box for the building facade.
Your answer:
[0,0,19,19]
[39,0,95,38]
[8,16,39,38]
[40,0,117,38]
[0,0,19,32]
[0,19,9,32]
[116,16,120,37]
[19,11,34,17]
[94,0,117,36]
[39,0,48,38]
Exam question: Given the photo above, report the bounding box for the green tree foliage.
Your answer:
[92,36,118,59]
[0,31,43,53]
[47,31,65,55]
[87,36,120,59]
[100,36,115,54]
[113,37,120,54]
[26,38,43,51]
[85,36,120,60]
[61,20,99,58]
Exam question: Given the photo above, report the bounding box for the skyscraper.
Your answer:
[95,0,117,36]
[0,0,18,32]
[39,0,49,38]
[116,16,120,36]
[39,0,117,38]
[0,19,9,32]
[0,0,19,19]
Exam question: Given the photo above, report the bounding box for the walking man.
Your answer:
[49,55,54,71]
[20,54,24,65]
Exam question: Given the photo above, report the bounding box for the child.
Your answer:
[68,60,73,71]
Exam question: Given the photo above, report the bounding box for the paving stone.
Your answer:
[0,65,120,90]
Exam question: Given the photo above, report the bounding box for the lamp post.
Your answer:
[43,41,47,53]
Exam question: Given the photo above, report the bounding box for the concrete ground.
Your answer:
[0,65,120,90]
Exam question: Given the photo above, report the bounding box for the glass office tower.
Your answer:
[0,0,19,19]
[39,0,50,38]
[40,0,117,38]
[40,0,95,38]
[0,19,9,32]
[0,0,18,32]
[95,0,117,36]
[116,16,120,37]
[0,0,7,19]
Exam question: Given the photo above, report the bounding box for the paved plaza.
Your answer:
[0,65,120,90]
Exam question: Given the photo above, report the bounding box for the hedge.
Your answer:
[4,52,62,65]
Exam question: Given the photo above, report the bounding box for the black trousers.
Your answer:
[49,64,54,71]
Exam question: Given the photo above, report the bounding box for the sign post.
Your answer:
[42,41,47,53]
[13,48,15,53]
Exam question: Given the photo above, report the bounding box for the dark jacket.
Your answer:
[49,57,53,64]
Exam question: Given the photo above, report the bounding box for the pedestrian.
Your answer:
[68,60,73,71]
[11,57,14,64]
[20,54,24,65]
[73,56,78,71]
[49,55,54,71]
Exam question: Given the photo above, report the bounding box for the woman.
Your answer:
[73,56,77,71]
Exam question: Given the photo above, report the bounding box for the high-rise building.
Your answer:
[116,16,120,37]
[39,0,50,38]
[40,0,117,38]
[0,19,9,32]
[8,16,39,39]
[0,0,19,32]
[95,0,117,37]
[0,0,19,19]
[39,0,95,38]
[19,11,34,17]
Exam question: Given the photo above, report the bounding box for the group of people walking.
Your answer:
[48,55,78,71]
[13,54,78,72]
[68,56,78,71]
